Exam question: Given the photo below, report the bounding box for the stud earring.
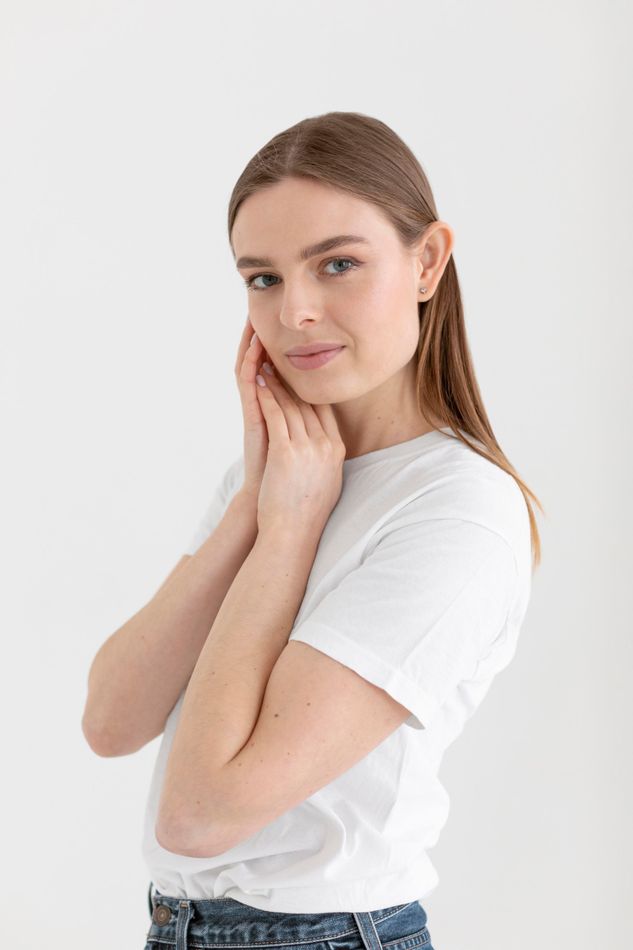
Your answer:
[419,287,427,294]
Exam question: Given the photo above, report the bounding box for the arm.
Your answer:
[81,490,258,757]
[154,355,349,856]
[154,523,319,856]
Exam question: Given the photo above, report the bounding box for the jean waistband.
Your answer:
[147,882,420,950]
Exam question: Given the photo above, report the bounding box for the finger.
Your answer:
[255,374,292,445]
[308,401,346,452]
[258,367,311,442]
[234,317,252,376]
[267,367,339,444]
[237,326,273,409]
[234,316,260,376]
[238,330,263,386]
[269,371,328,441]
[235,321,272,434]
[234,316,252,375]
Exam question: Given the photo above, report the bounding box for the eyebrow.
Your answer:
[235,234,371,270]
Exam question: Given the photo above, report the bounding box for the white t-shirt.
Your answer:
[141,426,532,912]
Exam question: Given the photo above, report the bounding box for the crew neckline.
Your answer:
[343,425,457,473]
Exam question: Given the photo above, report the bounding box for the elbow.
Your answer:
[154,821,201,857]
[81,716,127,758]
[154,811,229,858]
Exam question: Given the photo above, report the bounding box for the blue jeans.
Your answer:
[144,882,435,950]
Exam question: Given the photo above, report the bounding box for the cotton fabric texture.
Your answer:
[141,426,532,912]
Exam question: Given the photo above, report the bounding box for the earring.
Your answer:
[419,287,427,294]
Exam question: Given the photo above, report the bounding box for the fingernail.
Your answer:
[262,361,274,375]
[250,332,258,347]
[255,374,266,387]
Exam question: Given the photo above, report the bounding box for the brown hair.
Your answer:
[227,111,545,571]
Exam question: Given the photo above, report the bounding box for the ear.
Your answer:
[412,221,455,299]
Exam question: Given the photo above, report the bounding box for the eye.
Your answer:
[243,257,360,291]
[323,257,358,276]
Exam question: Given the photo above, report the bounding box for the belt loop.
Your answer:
[353,912,382,950]
[175,898,194,950]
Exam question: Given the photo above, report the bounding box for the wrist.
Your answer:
[257,519,321,554]
[225,489,259,528]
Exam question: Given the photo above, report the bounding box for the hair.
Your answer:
[227,111,545,572]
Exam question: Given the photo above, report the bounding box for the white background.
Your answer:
[1,2,631,948]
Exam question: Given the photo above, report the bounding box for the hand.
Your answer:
[234,316,271,507]
[253,359,346,540]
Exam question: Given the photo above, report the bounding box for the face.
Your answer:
[231,176,444,407]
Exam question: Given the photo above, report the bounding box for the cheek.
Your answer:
[352,333,414,386]
[354,282,419,357]
[357,265,411,315]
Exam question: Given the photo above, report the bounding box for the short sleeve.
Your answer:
[287,518,519,730]
[184,455,244,556]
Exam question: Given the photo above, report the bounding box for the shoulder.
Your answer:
[445,440,527,530]
[394,434,531,577]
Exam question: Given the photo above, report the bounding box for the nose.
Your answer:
[276,283,323,331]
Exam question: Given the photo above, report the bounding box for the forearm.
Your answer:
[82,490,259,755]
[155,524,319,848]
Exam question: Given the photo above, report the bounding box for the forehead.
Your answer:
[231,177,395,260]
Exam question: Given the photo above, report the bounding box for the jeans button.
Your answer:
[153,904,172,925]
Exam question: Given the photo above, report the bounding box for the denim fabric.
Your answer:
[144,883,435,950]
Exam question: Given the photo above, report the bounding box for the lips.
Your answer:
[286,346,345,370]
[285,343,344,356]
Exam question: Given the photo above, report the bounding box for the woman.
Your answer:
[83,111,543,950]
